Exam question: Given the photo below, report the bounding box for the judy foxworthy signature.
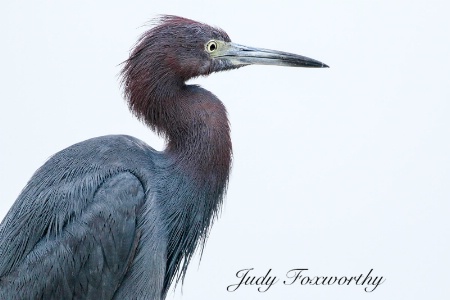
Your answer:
[227,268,385,293]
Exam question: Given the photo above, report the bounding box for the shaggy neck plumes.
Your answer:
[159,84,232,295]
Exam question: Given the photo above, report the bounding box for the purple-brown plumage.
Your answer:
[0,15,327,299]
[122,16,232,135]
[122,16,233,179]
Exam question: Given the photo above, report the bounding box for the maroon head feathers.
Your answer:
[120,15,232,138]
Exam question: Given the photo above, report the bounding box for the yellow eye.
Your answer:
[206,40,218,53]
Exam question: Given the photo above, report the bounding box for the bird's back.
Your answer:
[0,135,166,299]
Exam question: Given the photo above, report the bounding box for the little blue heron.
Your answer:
[0,15,327,299]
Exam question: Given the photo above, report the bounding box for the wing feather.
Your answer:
[0,172,144,299]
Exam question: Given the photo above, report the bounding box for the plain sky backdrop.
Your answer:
[1,1,449,299]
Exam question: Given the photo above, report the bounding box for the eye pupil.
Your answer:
[206,41,217,53]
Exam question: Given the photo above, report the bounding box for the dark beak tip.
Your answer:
[322,63,330,68]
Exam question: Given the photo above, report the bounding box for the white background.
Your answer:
[1,1,449,299]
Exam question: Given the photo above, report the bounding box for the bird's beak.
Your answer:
[214,42,329,68]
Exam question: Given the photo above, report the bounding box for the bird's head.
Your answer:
[123,15,328,82]
[120,15,328,134]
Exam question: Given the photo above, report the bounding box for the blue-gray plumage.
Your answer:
[0,15,327,299]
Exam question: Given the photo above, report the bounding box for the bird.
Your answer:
[0,15,328,299]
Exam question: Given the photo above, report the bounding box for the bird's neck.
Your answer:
[153,82,232,182]
[133,72,232,183]
[148,82,232,291]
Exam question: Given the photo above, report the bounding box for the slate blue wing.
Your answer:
[0,172,144,299]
